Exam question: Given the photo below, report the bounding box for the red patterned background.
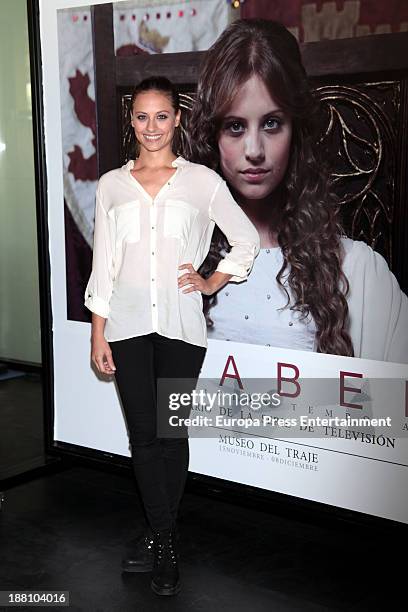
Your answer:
[241,0,408,42]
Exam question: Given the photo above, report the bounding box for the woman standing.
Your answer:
[187,19,408,363]
[84,76,260,596]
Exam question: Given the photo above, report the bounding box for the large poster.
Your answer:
[42,0,408,524]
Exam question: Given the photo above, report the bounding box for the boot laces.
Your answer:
[155,533,177,565]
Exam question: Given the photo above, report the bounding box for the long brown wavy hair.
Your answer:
[186,19,354,356]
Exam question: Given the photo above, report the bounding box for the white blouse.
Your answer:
[84,156,260,348]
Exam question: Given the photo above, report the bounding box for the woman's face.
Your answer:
[217,75,292,200]
[131,90,180,154]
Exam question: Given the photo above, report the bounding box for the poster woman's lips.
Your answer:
[241,168,270,182]
[242,167,268,174]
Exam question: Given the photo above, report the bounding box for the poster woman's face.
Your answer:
[131,90,180,154]
[217,75,292,200]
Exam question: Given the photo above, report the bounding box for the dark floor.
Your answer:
[0,464,406,612]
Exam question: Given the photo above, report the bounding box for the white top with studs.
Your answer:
[207,246,317,351]
[208,237,408,364]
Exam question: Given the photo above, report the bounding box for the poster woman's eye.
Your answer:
[223,120,245,136]
[264,117,282,131]
[136,114,147,122]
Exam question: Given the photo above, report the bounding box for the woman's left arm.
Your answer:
[208,179,260,280]
[178,178,260,296]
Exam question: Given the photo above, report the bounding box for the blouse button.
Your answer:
[152,251,155,255]
[266,249,270,253]
[225,292,229,296]
[267,295,271,299]
[244,315,249,319]
[289,322,293,326]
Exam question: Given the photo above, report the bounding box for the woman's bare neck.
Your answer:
[133,149,177,170]
[234,193,280,248]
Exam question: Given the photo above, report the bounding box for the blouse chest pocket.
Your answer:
[163,199,197,245]
[115,201,140,244]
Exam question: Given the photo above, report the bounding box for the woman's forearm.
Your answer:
[91,312,107,339]
[206,271,233,294]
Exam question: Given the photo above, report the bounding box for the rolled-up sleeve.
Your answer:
[84,182,115,318]
[209,179,260,283]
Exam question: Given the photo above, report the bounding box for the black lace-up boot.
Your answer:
[150,527,180,596]
[121,528,154,573]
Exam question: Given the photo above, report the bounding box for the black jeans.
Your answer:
[108,332,207,531]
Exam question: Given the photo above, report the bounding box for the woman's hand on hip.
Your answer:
[91,334,116,376]
[178,264,231,296]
